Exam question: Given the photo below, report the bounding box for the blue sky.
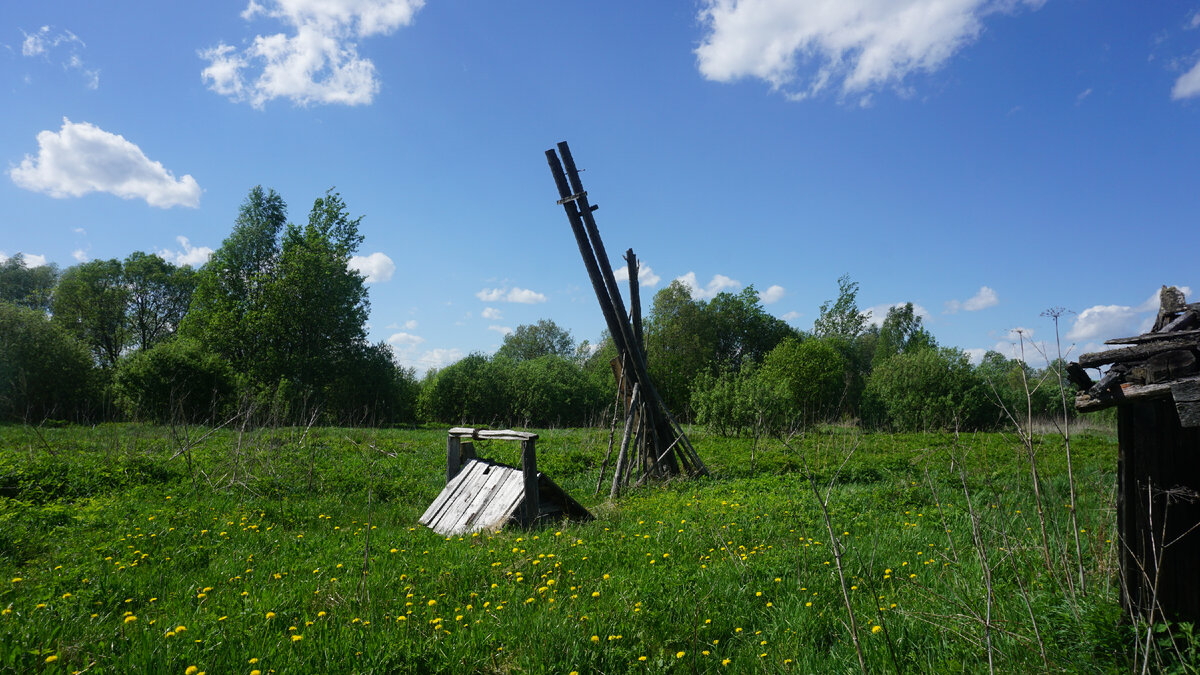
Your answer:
[3,1,1198,374]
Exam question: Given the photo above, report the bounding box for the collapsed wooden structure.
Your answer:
[1070,286,1200,624]
[419,428,592,536]
[545,141,707,496]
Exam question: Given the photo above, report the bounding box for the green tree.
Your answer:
[0,254,58,311]
[123,252,196,352]
[496,319,575,362]
[759,336,848,423]
[873,302,936,365]
[812,274,867,341]
[0,301,94,421]
[51,259,128,369]
[183,186,287,369]
[418,353,512,424]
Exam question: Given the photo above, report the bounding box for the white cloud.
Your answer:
[613,263,662,287]
[1066,305,1138,341]
[781,310,802,322]
[387,331,424,347]
[963,348,988,365]
[394,347,464,376]
[759,284,785,304]
[695,0,1044,101]
[864,302,931,328]
[20,26,99,89]
[403,319,418,330]
[0,252,49,267]
[475,287,547,304]
[71,249,88,262]
[201,0,425,108]
[676,271,741,300]
[349,251,395,282]
[945,285,998,313]
[10,119,201,208]
[1173,58,1200,100]
[157,236,214,267]
[72,227,86,235]
[481,307,502,320]
[488,325,513,336]
[1075,87,1092,105]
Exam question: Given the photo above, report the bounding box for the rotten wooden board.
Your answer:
[1078,341,1200,368]
[1105,329,1200,346]
[1077,375,1200,412]
[448,427,539,442]
[419,459,527,536]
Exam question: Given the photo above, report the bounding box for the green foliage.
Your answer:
[863,347,989,431]
[122,252,196,353]
[0,302,94,421]
[324,342,420,425]
[496,319,575,362]
[759,336,848,423]
[812,274,867,341]
[645,282,795,417]
[0,254,58,311]
[873,302,936,365]
[691,363,788,436]
[508,355,607,427]
[51,259,128,369]
[112,338,236,423]
[418,353,510,425]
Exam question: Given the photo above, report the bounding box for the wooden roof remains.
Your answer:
[1071,286,1200,427]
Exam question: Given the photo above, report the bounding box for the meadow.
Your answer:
[0,420,1176,673]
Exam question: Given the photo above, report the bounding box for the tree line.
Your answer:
[1,189,1071,431]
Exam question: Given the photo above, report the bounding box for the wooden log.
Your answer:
[1159,310,1199,334]
[1066,362,1094,390]
[1105,328,1200,345]
[521,438,539,526]
[1079,341,1200,368]
[626,249,644,354]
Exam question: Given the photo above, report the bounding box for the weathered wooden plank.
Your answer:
[420,459,485,527]
[448,428,539,442]
[1131,350,1198,384]
[1159,310,1199,334]
[1079,341,1200,368]
[448,464,513,534]
[427,461,489,532]
[1104,329,1200,346]
[446,436,462,484]
[1077,377,1200,412]
[1066,362,1094,390]
[474,473,526,531]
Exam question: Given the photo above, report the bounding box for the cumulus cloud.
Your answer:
[10,119,201,208]
[488,325,513,336]
[613,263,662,287]
[156,236,214,267]
[758,284,785,304]
[0,252,49,267]
[695,0,1044,101]
[475,287,547,304]
[481,307,502,320]
[676,272,741,301]
[387,331,424,347]
[864,302,931,328]
[20,26,99,89]
[72,249,88,262]
[945,286,998,313]
[349,251,395,282]
[781,310,802,322]
[201,0,425,108]
[391,346,463,376]
[1173,58,1200,100]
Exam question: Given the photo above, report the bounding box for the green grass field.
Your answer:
[0,421,1167,673]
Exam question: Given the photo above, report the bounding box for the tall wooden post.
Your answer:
[446,435,462,483]
[521,438,540,527]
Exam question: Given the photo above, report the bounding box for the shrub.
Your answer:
[863,347,989,431]
[759,337,848,423]
[113,338,236,423]
[0,301,94,421]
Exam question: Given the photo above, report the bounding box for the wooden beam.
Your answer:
[1078,341,1200,368]
[448,428,539,442]
[1105,328,1200,346]
[1076,377,1200,412]
[521,438,539,526]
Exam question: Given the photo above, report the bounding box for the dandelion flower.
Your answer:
[722,659,731,666]
[185,667,199,675]
[872,625,883,634]
[292,635,303,642]
[590,635,600,643]
[124,615,138,624]
[45,655,58,663]
[676,651,686,658]
[265,612,275,619]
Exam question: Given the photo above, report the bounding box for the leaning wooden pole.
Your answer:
[545,141,706,482]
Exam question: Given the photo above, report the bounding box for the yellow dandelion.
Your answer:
[638,656,647,661]
[722,659,731,666]
[292,635,303,642]
[590,635,600,643]
[872,625,883,634]
[676,651,686,659]
[185,667,199,675]
[124,615,138,624]
[45,655,58,663]
[265,612,276,619]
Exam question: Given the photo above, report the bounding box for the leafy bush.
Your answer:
[862,347,989,431]
[0,301,94,421]
[112,338,236,423]
[691,364,789,436]
[759,336,848,423]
